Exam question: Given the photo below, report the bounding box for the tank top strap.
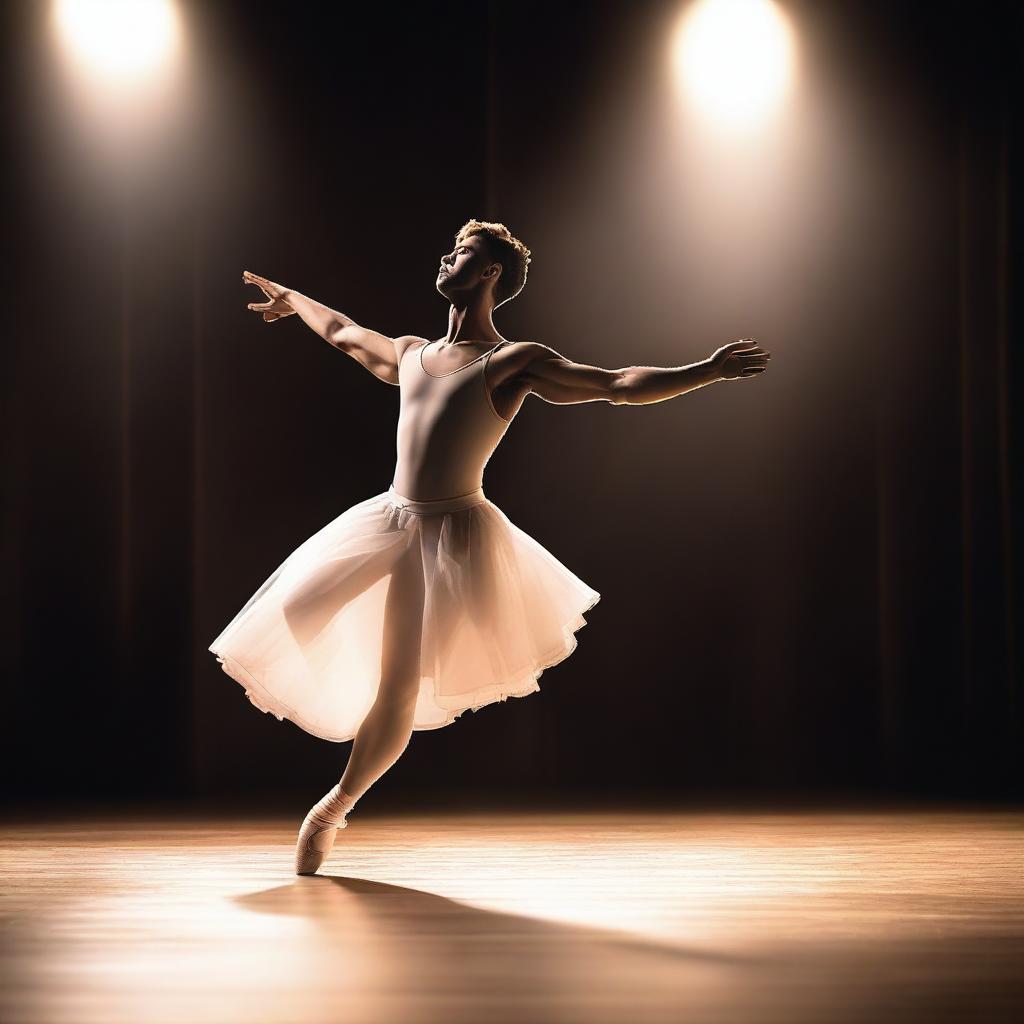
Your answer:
[482,340,513,368]
[480,340,514,389]
[401,338,429,369]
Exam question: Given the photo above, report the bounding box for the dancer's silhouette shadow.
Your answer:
[234,874,762,1021]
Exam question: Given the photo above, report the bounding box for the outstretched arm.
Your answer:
[242,270,404,385]
[518,339,770,406]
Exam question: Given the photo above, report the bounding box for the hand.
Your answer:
[709,338,771,380]
[243,270,297,322]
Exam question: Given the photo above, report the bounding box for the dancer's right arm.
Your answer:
[284,290,400,383]
[243,271,402,384]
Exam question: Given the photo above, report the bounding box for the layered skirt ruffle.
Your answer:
[208,485,601,742]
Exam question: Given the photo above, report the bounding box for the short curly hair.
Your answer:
[455,219,531,307]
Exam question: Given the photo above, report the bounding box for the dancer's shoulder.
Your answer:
[394,335,430,359]
[509,341,566,366]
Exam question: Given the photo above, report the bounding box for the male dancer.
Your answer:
[241,220,770,872]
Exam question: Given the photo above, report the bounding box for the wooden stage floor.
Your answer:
[1,805,1022,1023]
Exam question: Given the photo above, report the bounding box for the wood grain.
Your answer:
[1,808,1022,1023]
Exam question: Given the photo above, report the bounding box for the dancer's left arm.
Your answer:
[519,339,770,406]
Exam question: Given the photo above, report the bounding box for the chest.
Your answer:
[400,343,526,424]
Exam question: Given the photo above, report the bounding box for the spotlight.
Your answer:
[671,0,796,129]
[52,0,181,82]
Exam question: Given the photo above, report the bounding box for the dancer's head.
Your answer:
[436,220,531,310]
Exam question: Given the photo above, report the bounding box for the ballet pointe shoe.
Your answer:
[295,783,356,876]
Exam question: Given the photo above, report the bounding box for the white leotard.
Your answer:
[391,339,515,501]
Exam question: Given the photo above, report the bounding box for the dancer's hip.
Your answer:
[387,484,486,515]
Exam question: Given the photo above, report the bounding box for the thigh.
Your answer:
[377,537,426,706]
[283,544,402,647]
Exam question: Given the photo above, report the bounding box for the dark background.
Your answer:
[5,0,1022,807]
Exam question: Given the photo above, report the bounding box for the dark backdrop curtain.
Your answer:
[5,1,1021,803]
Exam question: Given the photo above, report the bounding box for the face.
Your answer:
[436,236,499,299]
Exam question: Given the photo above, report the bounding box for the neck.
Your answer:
[443,298,500,346]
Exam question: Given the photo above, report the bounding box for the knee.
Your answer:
[374,676,420,723]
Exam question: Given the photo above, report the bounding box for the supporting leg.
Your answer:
[294,537,425,875]
[340,537,426,800]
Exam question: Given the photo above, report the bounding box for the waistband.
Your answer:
[387,484,487,515]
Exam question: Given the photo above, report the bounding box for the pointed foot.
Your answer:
[293,783,356,875]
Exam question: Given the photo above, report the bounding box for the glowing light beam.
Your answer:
[52,0,181,82]
[671,0,796,130]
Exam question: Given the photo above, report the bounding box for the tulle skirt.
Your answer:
[208,484,601,742]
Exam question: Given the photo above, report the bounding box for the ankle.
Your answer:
[336,784,359,813]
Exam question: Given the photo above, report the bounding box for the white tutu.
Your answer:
[208,484,601,742]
